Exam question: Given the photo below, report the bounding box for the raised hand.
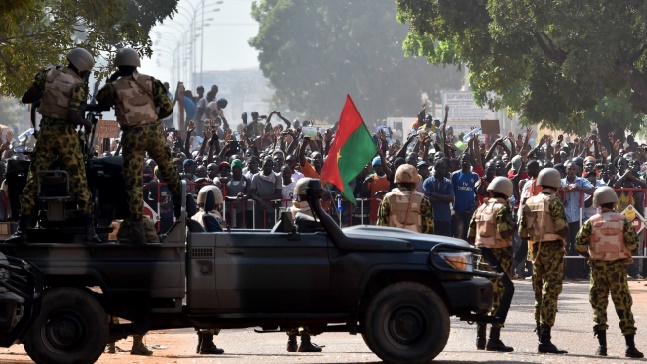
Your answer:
[224,129,232,143]
[204,126,213,140]
[6,130,13,143]
[187,120,196,135]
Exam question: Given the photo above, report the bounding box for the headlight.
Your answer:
[438,251,473,272]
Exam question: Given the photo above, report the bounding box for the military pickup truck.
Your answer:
[0,177,510,364]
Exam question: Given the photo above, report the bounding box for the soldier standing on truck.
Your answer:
[6,48,101,243]
[575,186,644,358]
[467,177,515,352]
[519,168,569,354]
[96,48,182,244]
[377,164,434,234]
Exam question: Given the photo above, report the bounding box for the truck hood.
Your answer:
[342,225,471,251]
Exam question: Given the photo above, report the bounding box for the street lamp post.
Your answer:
[201,1,224,85]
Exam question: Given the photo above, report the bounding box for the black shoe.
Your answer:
[538,325,568,354]
[5,214,32,244]
[198,333,224,355]
[287,335,298,352]
[298,334,322,352]
[625,334,644,358]
[595,330,607,356]
[476,323,486,350]
[486,327,513,352]
[83,215,102,243]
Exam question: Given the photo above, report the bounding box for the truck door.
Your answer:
[214,231,331,313]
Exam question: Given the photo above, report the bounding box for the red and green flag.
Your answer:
[320,95,377,205]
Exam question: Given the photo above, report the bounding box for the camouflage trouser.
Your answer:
[478,246,513,328]
[20,123,92,214]
[589,260,636,335]
[121,124,181,221]
[116,217,160,243]
[286,327,314,336]
[531,240,565,327]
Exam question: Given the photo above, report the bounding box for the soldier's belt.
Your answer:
[121,121,161,131]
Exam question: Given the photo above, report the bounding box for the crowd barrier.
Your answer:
[148,183,647,260]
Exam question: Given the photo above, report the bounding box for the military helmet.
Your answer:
[197,186,223,205]
[593,186,618,206]
[293,177,313,199]
[66,48,95,73]
[537,168,562,189]
[114,47,141,67]
[395,164,420,184]
[487,177,514,198]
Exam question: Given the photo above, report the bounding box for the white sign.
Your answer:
[621,205,645,234]
[442,91,496,122]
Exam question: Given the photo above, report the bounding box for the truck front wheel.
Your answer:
[361,282,450,363]
[23,287,108,364]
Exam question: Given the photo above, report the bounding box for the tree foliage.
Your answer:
[396,0,647,134]
[0,0,178,98]
[249,0,463,123]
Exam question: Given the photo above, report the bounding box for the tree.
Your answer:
[0,0,178,98]
[249,0,463,123]
[396,0,647,134]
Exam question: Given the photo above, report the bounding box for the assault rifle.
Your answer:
[81,82,109,159]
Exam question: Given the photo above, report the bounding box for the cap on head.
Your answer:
[197,185,223,205]
[114,47,141,67]
[66,48,95,72]
[294,177,312,199]
[395,164,420,184]
[537,168,561,189]
[593,186,618,206]
[371,156,382,167]
[487,177,513,198]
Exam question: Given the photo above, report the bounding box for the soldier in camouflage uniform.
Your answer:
[467,177,515,352]
[6,48,101,243]
[377,164,434,233]
[519,168,569,354]
[575,186,644,358]
[97,48,181,244]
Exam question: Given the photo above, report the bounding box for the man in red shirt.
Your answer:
[362,155,391,224]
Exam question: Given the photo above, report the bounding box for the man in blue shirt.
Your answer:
[562,161,595,279]
[451,154,479,240]
[423,160,453,236]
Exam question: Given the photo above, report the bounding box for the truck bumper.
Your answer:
[443,277,493,315]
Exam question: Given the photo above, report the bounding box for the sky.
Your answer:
[141,0,261,86]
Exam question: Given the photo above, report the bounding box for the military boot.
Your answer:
[298,334,322,352]
[198,333,224,354]
[625,334,644,358]
[287,335,298,352]
[538,325,568,354]
[595,330,607,356]
[130,335,153,356]
[104,342,116,354]
[476,323,487,350]
[83,214,102,243]
[486,327,514,352]
[125,219,146,245]
[196,331,203,353]
[4,214,33,244]
[535,322,541,340]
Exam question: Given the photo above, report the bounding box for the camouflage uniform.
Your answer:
[376,194,434,234]
[468,204,514,329]
[519,196,568,327]
[576,215,638,335]
[97,77,181,220]
[20,69,93,215]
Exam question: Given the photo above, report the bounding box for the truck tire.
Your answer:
[23,287,108,364]
[361,282,449,363]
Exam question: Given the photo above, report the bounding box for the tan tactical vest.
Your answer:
[39,68,84,120]
[385,189,424,233]
[112,73,158,126]
[475,197,512,248]
[523,192,563,242]
[192,210,225,229]
[588,212,632,262]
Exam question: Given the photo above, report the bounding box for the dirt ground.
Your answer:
[2,279,647,363]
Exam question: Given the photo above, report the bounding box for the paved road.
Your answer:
[2,280,647,363]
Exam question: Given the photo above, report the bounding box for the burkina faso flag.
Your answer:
[320,95,377,205]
